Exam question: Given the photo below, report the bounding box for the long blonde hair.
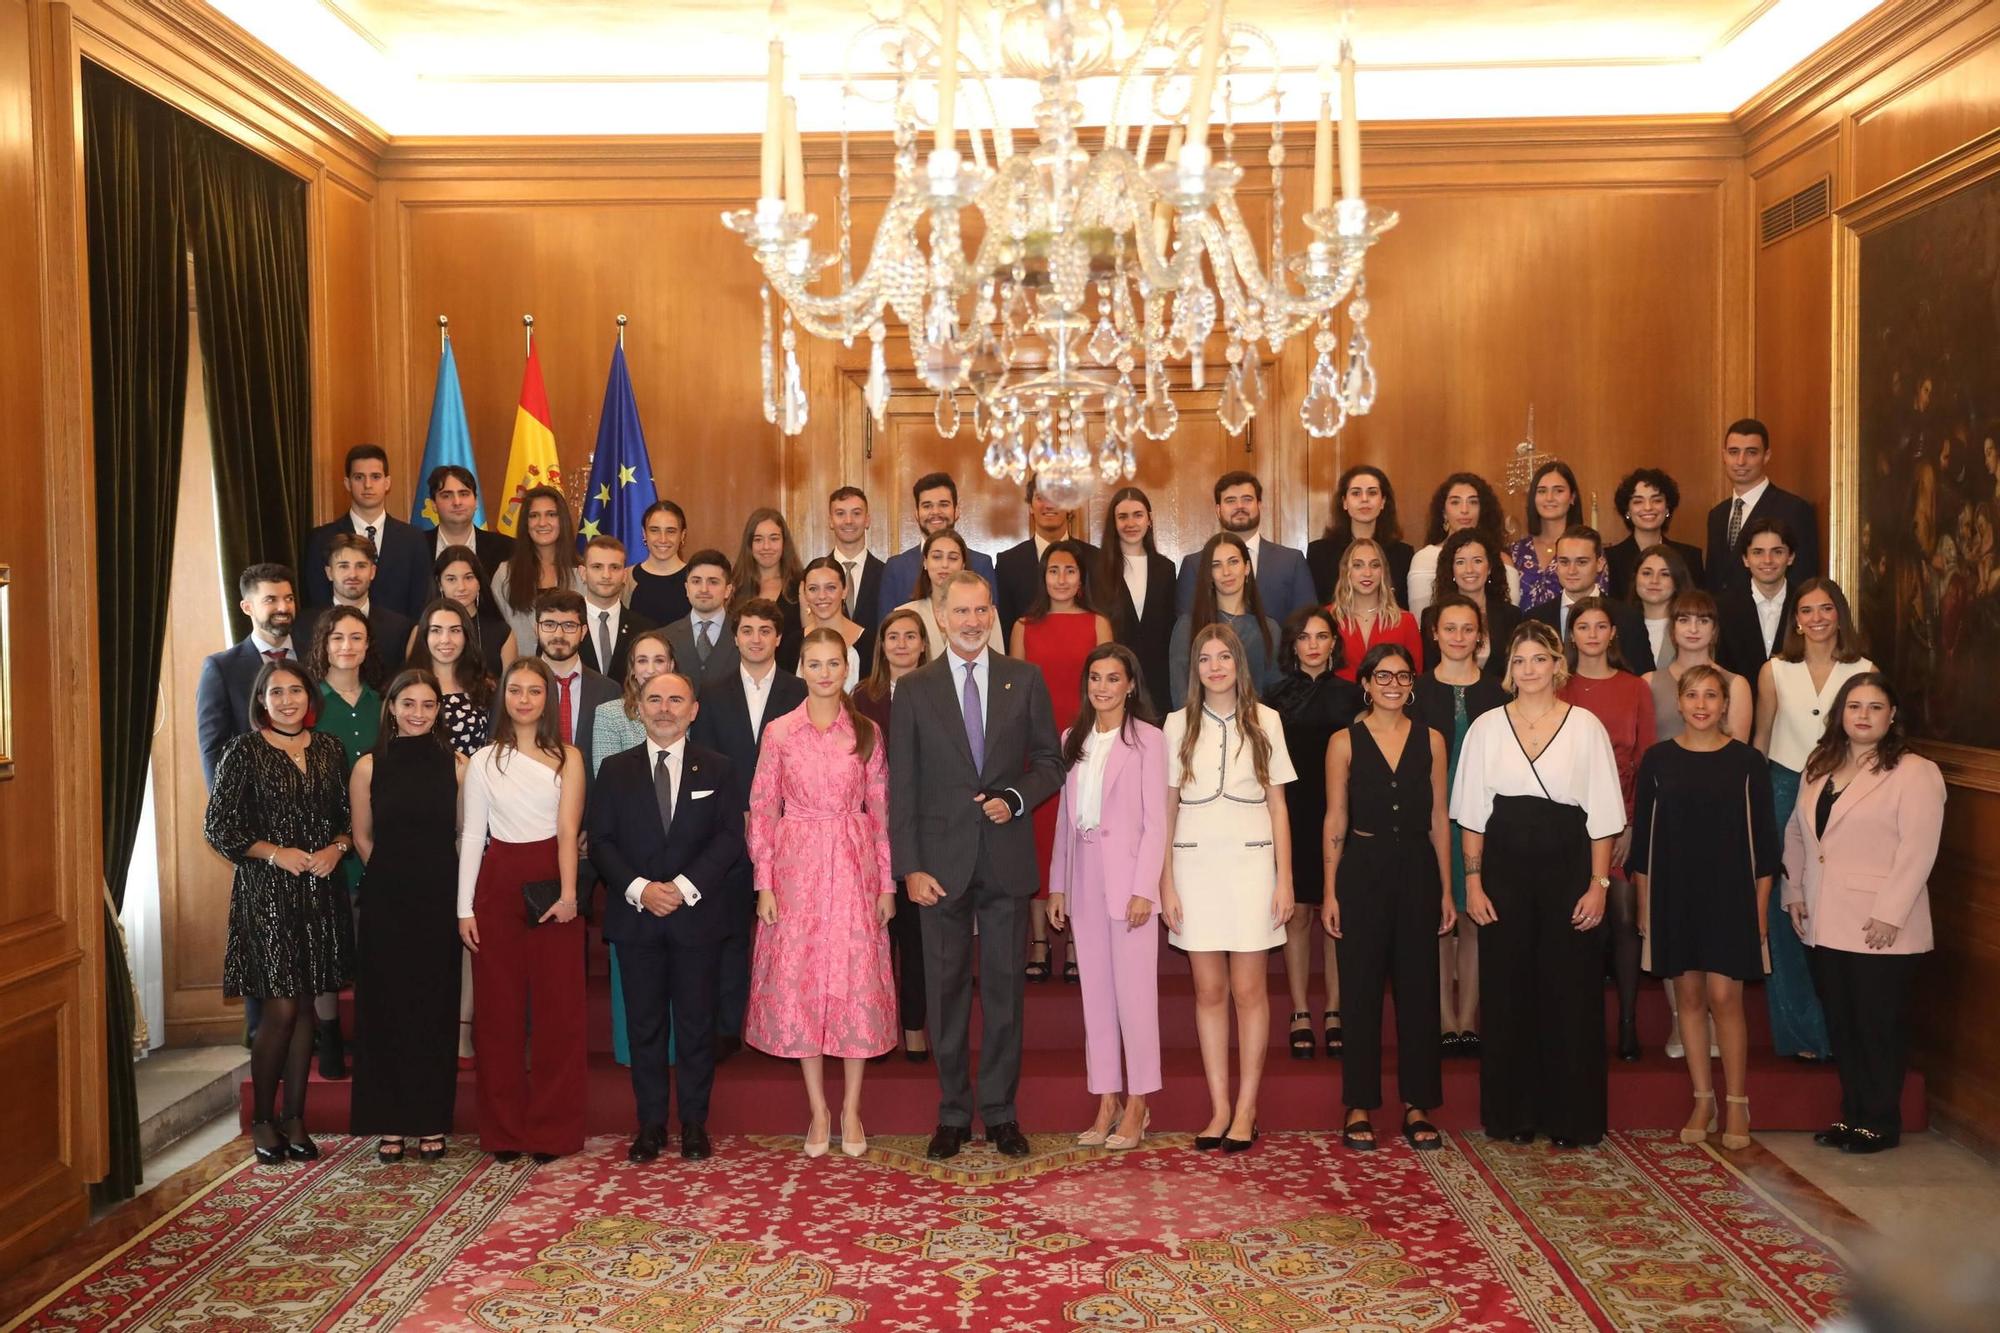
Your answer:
[800,626,877,765]
[1332,536,1406,630]
[1175,623,1274,787]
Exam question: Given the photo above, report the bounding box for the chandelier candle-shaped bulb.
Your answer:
[783,96,805,213]
[1313,65,1335,213]
[935,0,959,152]
[1185,0,1227,146]
[1339,34,1361,201]
[761,31,785,201]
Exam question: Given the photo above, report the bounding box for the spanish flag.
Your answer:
[496,344,561,537]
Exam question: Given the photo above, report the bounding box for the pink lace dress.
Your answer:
[742,702,898,1059]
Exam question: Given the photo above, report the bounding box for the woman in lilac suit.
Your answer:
[1048,643,1168,1152]
[1782,672,1944,1154]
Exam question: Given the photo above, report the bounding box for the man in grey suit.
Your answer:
[659,549,740,696]
[890,572,1064,1161]
[1175,470,1317,622]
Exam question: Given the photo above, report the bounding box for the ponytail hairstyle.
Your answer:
[1060,642,1157,769]
[800,626,877,766]
[1175,622,1274,788]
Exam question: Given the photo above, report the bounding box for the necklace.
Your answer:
[1512,699,1559,728]
[268,723,307,738]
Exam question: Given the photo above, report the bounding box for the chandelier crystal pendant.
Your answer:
[725,0,1396,505]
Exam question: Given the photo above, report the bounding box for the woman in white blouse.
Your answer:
[1452,620,1627,1148]
[457,656,587,1162]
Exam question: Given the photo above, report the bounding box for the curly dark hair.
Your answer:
[1423,472,1505,546]
[1613,468,1683,535]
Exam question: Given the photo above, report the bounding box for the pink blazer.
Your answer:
[1048,720,1169,917]
[1781,754,1944,955]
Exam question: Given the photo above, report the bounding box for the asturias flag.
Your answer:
[411,337,484,529]
[496,344,561,537]
[578,342,659,553]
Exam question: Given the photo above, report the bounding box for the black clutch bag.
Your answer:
[522,878,564,925]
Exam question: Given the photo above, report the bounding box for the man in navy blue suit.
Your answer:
[195,563,300,786]
[1705,418,1820,597]
[301,444,432,618]
[1175,471,1318,622]
[876,471,998,614]
[590,670,746,1162]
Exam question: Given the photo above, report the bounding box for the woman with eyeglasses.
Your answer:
[1323,644,1454,1152]
[1452,621,1625,1148]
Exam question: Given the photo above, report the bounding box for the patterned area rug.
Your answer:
[4,1130,1851,1331]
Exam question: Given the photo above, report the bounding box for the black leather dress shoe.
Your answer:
[713,1035,743,1065]
[531,1152,560,1163]
[1508,1130,1536,1145]
[1841,1127,1897,1154]
[1813,1123,1854,1148]
[988,1121,1031,1158]
[629,1125,667,1163]
[493,1150,522,1163]
[926,1123,972,1160]
[680,1123,714,1159]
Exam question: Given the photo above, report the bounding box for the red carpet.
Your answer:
[249,943,1926,1137]
[4,1129,1853,1330]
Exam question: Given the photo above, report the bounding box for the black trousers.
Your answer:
[1477,796,1608,1143]
[714,871,753,1038]
[892,878,928,1033]
[1809,945,1917,1138]
[618,931,719,1128]
[921,850,1029,1129]
[1334,835,1444,1111]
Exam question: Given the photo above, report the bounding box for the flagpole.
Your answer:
[438,313,449,352]
[616,313,627,348]
[523,313,534,357]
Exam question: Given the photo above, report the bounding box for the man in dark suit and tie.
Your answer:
[302,444,433,618]
[1524,526,1657,673]
[424,464,516,577]
[578,536,658,682]
[195,563,300,786]
[661,550,741,696]
[995,476,1101,643]
[1718,516,1797,694]
[526,588,622,778]
[890,572,1064,1160]
[825,485,887,635]
[877,472,999,612]
[1175,471,1318,622]
[293,534,414,677]
[589,670,746,1162]
[1705,418,1820,597]
[690,598,807,1060]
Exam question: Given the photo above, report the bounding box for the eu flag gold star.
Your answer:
[596,484,611,504]
[618,464,637,486]
[579,518,602,539]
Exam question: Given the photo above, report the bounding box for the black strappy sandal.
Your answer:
[1402,1109,1443,1152]
[1288,1011,1316,1060]
[1062,957,1079,984]
[417,1136,447,1162]
[1323,1010,1344,1056]
[1342,1110,1377,1152]
[377,1137,405,1164]
[1024,940,1052,982]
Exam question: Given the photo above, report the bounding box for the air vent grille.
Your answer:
[1761,176,1832,247]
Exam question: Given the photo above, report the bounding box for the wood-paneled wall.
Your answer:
[1744,0,2000,1150]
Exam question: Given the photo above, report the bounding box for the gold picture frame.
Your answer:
[1833,130,2000,790]
[0,564,12,779]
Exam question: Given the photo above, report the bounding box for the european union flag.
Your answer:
[412,337,485,528]
[577,341,658,554]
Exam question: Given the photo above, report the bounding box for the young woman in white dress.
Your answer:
[1160,623,1296,1154]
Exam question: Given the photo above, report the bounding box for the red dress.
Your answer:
[1560,670,1656,872]
[1022,611,1100,898]
[1332,610,1425,682]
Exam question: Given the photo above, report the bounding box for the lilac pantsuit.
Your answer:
[1050,720,1169,1096]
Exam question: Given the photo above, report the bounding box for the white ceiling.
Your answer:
[205,0,1887,136]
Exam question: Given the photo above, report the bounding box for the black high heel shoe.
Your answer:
[1024,940,1052,982]
[1221,1125,1260,1154]
[250,1120,289,1166]
[1288,1011,1317,1060]
[417,1136,448,1163]
[281,1116,319,1162]
[1322,1010,1343,1056]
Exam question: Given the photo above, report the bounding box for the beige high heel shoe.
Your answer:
[804,1113,832,1159]
[1105,1110,1152,1152]
[1679,1090,1716,1144]
[1077,1101,1123,1147]
[1720,1096,1752,1150]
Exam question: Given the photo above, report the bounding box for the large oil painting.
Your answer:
[1854,166,2000,748]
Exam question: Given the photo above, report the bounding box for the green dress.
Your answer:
[316,681,381,893]
[1447,686,1472,910]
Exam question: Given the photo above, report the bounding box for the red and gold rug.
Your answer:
[3,1130,1853,1331]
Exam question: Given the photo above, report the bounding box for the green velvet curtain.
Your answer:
[82,61,190,1206]
[183,127,312,642]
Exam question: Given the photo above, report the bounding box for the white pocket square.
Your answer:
[690,789,715,800]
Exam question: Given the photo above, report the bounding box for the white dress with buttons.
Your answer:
[1766,656,1876,773]
[1163,702,1297,953]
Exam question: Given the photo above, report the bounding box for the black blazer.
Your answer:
[1422,596,1522,681]
[1525,596,1656,674]
[995,537,1102,643]
[195,639,286,786]
[294,602,413,679]
[578,605,660,683]
[1306,535,1414,611]
[1106,550,1178,713]
[426,526,517,581]
[690,669,806,804]
[303,514,433,620]
[1605,536,1705,601]
[823,550,887,633]
[1705,484,1820,596]
[589,742,746,947]
[1716,584,1789,695]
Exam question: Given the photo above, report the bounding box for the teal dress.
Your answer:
[1447,688,1473,910]
[316,681,380,893]
[590,699,665,1069]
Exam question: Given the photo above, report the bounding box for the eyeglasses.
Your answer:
[1368,670,1415,687]
[537,619,583,633]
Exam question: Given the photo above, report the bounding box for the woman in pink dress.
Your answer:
[744,627,897,1157]
[1011,539,1113,982]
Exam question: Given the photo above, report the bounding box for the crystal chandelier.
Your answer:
[724,0,1396,507]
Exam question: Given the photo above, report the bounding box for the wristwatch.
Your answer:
[1592,875,1612,889]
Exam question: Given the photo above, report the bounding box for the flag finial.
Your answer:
[523,312,534,355]
[616,313,628,348]
[438,313,449,351]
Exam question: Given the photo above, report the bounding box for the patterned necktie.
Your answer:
[654,748,675,834]
[364,523,378,551]
[696,618,714,664]
[597,610,613,672]
[1727,497,1745,553]
[558,673,575,745]
[962,660,985,772]
[263,649,286,663]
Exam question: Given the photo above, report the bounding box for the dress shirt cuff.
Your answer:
[625,877,650,908]
[1002,788,1025,818]
[673,874,702,906]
